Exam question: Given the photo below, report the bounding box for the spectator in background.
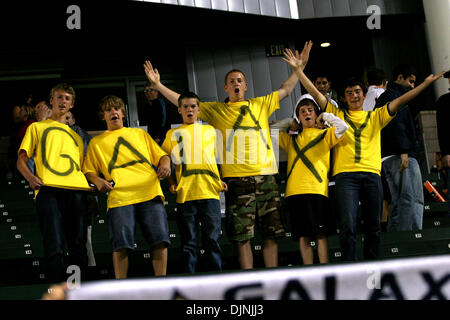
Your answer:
[65,111,92,155]
[435,70,450,213]
[7,94,36,181]
[375,64,423,232]
[140,82,182,144]
[363,67,388,111]
[35,100,52,122]
[313,72,339,108]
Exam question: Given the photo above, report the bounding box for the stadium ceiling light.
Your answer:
[320,42,331,48]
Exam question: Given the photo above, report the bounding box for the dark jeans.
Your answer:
[177,199,222,273]
[36,187,88,283]
[335,172,382,261]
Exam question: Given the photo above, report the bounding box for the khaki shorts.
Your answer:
[224,175,285,242]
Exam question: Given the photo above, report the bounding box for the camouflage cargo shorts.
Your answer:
[224,175,286,242]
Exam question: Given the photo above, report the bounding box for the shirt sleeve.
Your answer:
[146,131,168,167]
[199,102,217,125]
[82,142,99,175]
[18,123,37,158]
[160,129,173,155]
[374,104,395,129]
[278,131,291,151]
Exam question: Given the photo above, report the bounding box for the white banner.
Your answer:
[67,255,450,300]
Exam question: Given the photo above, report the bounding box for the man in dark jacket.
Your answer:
[436,71,450,213]
[141,82,182,144]
[375,64,423,231]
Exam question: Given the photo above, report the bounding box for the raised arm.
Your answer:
[143,60,180,107]
[278,41,313,101]
[282,46,328,110]
[388,71,446,114]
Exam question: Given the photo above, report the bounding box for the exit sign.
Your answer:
[265,43,288,57]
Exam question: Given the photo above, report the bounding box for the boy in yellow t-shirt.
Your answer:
[17,83,91,284]
[279,94,348,265]
[283,45,445,261]
[83,96,171,278]
[161,92,227,273]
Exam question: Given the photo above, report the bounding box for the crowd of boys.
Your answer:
[14,41,447,285]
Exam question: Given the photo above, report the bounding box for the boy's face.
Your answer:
[224,72,248,102]
[103,106,125,131]
[50,89,73,117]
[178,98,200,124]
[344,85,366,111]
[297,104,317,129]
[314,77,331,96]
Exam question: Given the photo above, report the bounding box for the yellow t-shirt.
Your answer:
[19,119,91,192]
[199,91,279,178]
[161,123,223,203]
[82,127,167,210]
[324,101,394,176]
[279,128,341,198]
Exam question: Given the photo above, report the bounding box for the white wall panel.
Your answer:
[179,0,196,6]
[227,0,245,13]
[195,0,212,9]
[298,0,315,19]
[348,0,368,15]
[211,0,229,10]
[139,0,420,19]
[313,0,333,18]
[260,0,277,17]
[331,0,351,16]
[274,0,292,18]
[243,0,261,15]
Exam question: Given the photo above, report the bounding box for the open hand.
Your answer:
[298,40,313,70]
[424,71,446,84]
[282,48,303,70]
[143,60,161,86]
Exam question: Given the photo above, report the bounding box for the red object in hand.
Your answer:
[424,180,446,202]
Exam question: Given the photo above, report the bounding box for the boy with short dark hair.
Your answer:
[83,95,171,278]
[161,92,227,273]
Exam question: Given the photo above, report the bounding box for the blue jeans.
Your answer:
[36,187,88,283]
[335,172,382,261]
[383,156,424,231]
[107,198,170,251]
[177,199,222,273]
